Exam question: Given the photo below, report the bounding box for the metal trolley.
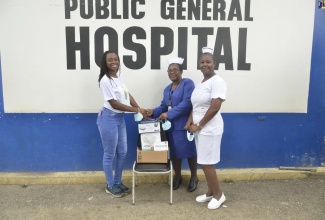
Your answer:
[132,120,173,204]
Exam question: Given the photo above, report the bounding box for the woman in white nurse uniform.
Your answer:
[185,47,227,210]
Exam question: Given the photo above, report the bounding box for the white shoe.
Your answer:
[207,193,226,209]
[196,194,213,203]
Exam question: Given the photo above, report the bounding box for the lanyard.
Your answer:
[168,88,173,110]
[168,80,181,110]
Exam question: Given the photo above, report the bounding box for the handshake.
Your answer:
[134,108,171,131]
[134,108,169,122]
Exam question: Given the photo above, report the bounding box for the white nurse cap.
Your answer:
[168,57,184,65]
[202,47,214,54]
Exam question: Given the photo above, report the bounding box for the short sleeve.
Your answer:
[100,76,116,101]
[211,76,227,101]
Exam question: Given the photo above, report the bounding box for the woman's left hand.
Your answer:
[189,124,201,133]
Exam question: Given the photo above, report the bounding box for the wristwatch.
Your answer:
[196,123,203,129]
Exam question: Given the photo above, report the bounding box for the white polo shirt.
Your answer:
[99,75,130,113]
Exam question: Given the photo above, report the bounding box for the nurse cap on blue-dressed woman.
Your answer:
[168,57,184,66]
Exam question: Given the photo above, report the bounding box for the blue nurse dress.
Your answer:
[153,78,197,159]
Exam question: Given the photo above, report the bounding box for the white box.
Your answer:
[138,121,160,134]
[140,132,161,151]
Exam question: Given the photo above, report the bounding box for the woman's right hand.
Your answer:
[146,109,153,116]
[139,108,147,117]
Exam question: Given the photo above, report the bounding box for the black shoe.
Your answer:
[116,183,130,194]
[105,185,124,198]
[187,178,199,192]
[173,178,182,190]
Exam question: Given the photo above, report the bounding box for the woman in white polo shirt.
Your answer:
[97,51,146,198]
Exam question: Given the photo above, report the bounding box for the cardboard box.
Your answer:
[140,132,161,151]
[137,149,168,163]
[138,121,160,134]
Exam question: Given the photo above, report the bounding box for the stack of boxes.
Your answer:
[137,120,169,163]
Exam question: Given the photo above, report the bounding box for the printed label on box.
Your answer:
[154,141,168,151]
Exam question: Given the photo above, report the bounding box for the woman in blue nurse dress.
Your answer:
[147,57,198,192]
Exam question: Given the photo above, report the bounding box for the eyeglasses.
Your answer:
[167,69,180,73]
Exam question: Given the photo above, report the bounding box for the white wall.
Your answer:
[0,0,315,113]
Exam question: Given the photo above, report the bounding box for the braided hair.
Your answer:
[98,51,121,87]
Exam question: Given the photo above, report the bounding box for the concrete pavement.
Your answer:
[1,168,324,220]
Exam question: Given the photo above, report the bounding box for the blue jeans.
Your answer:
[97,108,127,188]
